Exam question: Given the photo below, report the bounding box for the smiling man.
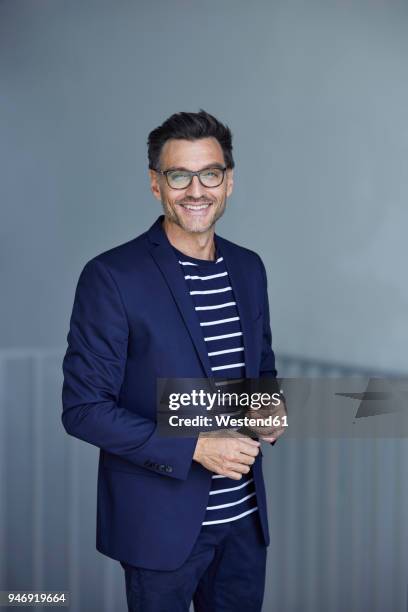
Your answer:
[62,110,282,612]
[151,136,230,241]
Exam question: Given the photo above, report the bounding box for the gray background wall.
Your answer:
[1,1,407,611]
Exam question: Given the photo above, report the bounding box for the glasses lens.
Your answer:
[165,168,225,189]
[167,171,191,189]
[199,168,224,187]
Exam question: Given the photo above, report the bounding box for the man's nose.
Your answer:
[185,175,206,198]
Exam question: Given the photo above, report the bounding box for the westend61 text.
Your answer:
[168,414,288,428]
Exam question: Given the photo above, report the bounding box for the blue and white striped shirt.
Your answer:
[173,242,258,526]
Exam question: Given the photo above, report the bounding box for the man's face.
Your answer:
[149,137,233,234]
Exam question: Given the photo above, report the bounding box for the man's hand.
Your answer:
[193,430,260,480]
[246,396,288,444]
[258,428,286,444]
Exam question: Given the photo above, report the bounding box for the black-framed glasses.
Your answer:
[155,167,227,189]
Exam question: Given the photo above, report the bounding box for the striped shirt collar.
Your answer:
[172,239,222,267]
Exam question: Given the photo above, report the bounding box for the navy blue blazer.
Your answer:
[61,215,277,570]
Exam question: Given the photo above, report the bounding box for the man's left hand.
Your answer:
[258,427,286,444]
[244,396,287,444]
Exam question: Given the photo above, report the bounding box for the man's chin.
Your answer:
[182,220,215,234]
[173,214,217,234]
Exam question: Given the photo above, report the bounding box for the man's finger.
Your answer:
[237,435,260,448]
[222,470,243,481]
[226,461,251,475]
[237,452,256,465]
[261,428,285,443]
[238,445,259,458]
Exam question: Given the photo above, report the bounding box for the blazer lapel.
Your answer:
[146,217,214,379]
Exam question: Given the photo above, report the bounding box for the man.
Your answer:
[62,110,283,611]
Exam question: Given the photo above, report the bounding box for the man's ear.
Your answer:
[226,168,234,198]
[149,169,162,202]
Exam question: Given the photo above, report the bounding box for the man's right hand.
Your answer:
[193,430,260,480]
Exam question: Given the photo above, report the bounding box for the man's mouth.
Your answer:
[179,202,212,212]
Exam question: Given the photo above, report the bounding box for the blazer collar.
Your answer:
[146,215,258,378]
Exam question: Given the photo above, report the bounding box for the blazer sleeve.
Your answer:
[257,256,278,379]
[61,258,197,480]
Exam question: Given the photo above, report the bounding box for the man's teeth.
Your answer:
[182,204,210,210]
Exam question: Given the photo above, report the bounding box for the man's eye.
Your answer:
[202,170,218,178]
[171,172,189,181]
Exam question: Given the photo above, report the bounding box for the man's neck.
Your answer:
[162,217,216,261]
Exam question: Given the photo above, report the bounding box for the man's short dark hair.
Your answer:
[147,109,235,171]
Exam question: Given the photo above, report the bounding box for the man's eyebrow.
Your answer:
[163,163,226,172]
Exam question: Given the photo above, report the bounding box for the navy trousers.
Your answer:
[120,510,267,612]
